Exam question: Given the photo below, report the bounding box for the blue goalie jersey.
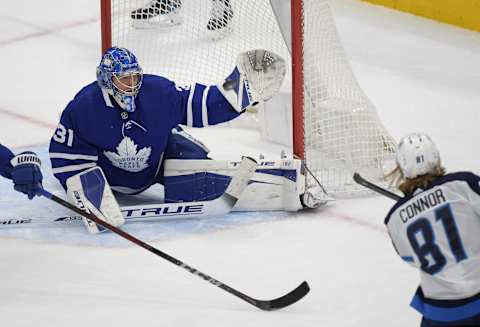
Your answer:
[49,74,241,194]
[385,172,480,323]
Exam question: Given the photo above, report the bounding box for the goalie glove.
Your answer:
[219,49,286,112]
[66,167,125,234]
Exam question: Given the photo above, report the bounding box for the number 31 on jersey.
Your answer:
[53,123,74,147]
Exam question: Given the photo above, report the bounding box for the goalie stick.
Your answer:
[0,197,244,228]
[0,157,260,228]
[352,173,402,201]
[36,157,310,310]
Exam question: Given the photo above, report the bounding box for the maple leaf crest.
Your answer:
[104,137,151,173]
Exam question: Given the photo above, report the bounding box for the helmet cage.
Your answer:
[96,47,143,112]
[111,70,143,97]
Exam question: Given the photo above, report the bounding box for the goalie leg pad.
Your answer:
[66,167,125,234]
[163,159,305,211]
[164,172,231,202]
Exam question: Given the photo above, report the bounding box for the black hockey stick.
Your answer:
[353,173,402,201]
[38,188,309,310]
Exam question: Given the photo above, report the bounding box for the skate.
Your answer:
[130,0,183,28]
[207,0,233,39]
[301,185,334,209]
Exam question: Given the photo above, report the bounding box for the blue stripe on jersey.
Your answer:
[50,157,94,169]
[191,84,206,127]
[384,172,480,224]
[411,287,480,322]
[411,296,480,322]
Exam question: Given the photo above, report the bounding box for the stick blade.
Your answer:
[353,173,401,201]
[254,281,310,311]
[352,172,364,185]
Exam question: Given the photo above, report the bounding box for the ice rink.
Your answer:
[0,0,479,326]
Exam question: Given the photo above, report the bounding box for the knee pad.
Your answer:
[165,126,210,160]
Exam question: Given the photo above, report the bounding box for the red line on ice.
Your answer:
[325,208,386,234]
[0,107,56,130]
[0,17,98,46]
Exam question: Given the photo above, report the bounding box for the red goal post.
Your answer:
[100,0,396,196]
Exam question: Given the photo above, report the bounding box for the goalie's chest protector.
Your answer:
[73,81,179,193]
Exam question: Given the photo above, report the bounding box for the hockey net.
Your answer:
[101,0,396,197]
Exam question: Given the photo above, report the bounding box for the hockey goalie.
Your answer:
[49,47,328,234]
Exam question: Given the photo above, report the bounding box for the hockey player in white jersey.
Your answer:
[385,133,480,326]
[49,47,325,234]
[0,144,43,200]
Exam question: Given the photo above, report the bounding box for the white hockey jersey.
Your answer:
[385,172,480,322]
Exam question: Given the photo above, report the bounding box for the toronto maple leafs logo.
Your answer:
[104,137,151,172]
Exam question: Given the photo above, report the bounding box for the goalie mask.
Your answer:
[396,133,441,179]
[97,47,143,113]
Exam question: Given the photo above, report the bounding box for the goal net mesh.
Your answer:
[107,0,396,196]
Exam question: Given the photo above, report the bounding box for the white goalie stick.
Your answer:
[35,157,310,310]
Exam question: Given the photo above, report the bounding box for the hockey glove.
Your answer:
[219,49,286,112]
[10,151,43,200]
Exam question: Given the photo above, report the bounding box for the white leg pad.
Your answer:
[66,167,125,234]
[164,159,305,211]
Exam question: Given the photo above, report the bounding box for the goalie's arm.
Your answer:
[0,144,14,179]
[170,49,286,128]
[49,106,99,190]
[170,82,242,128]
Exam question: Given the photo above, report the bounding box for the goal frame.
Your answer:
[99,0,306,160]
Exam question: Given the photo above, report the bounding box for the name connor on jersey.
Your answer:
[400,189,447,223]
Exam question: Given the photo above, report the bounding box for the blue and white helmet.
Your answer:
[396,133,441,179]
[97,47,143,112]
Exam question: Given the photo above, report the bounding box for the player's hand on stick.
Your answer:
[10,151,43,200]
[219,49,286,112]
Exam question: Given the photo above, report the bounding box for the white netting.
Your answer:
[301,0,396,195]
[106,0,396,196]
[111,0,290,85]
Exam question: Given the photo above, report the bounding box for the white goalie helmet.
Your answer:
[396,133,441,179]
